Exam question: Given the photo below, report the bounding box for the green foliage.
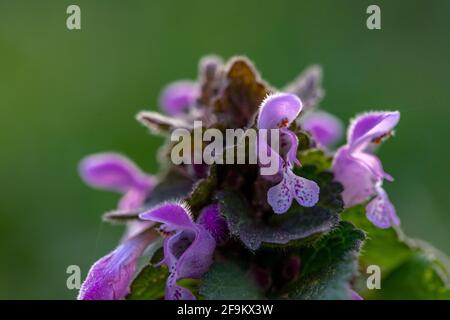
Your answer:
[215,150,343,251]
[216,189,340,251]
[186,165,218,213]
[200,262,262,300]
[299,149,332,172]
[342,205,413,274]
[343,205,450,299]
[287,221,365,299]
[126,265,168,300]
[366,253,450,300]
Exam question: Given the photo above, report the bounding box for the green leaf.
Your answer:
[299,149,332,172]
[342,205,413,274]
[288,221,365,300]
[126,265,168,300]
[217,189,340,251]
[216,167,342,251]
[365,253,450,299]
[342,205,450,299]
[200,262,262,300]
[186,165,218,212]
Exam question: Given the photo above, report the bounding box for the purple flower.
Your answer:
[139,202,215,300]
[159,81,199,116]
[301,111,343,148]
[79,153,155,211]
[332,111,400,228]
[197,204,229,245]
[257,93,320,214]
[78,229,157,300]
[349,288,363,300]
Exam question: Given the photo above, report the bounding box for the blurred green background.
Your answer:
[0,0,449,299]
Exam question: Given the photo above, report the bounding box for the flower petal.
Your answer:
[174,225,215,280]
[286,169,320,207]
[197,204,229,244]
[139,202,194,231]
[78,229,156,300]
[139,202,216,300]
[166,273,196,300]
[79,153,155,210]
[159,80,199,116]
[366,186,400,229]
[349,289,363,300]
[163,227,213,300]
[352,151,393,182]
[280,128,300,167]
[257,93,302,129]
[332,147,377,207]
[347,111,400,152]
[119,188,150,211]
[162,226,215,300]
[267,175,293,214]
[301,111,343,147]
[79,153,151,193]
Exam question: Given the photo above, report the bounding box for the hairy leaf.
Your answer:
[186,165,218,212]
[342,205,412,274]
[216,187,340,251]
[200,262,262,300]
[299,149,332,172]
[366,253,450,299]
[343,205,450,299]
[288,221,365,299]
[213,57,271,128]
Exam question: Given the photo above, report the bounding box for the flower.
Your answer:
[79,153,155,211]
[78,228,157,300]
[349,288,363,300]
[159,81,199,116]
[197,204,229,245]
[332,111,400,228]
[257,93,320,214]
[79,153,156,239]
[139,202,215,300]
[300,111,343,148]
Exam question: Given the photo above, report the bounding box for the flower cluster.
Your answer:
[77,56,401,300]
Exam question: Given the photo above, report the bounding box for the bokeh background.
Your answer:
[0,0,449,299]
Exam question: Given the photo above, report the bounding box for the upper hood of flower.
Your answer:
[347,111,400,153]
[257,93,302,130]
[79,153,155,210]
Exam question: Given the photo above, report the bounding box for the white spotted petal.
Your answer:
[286,169,320,208]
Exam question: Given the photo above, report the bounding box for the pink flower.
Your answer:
[332,111,401,228]
[257,93,320,214]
